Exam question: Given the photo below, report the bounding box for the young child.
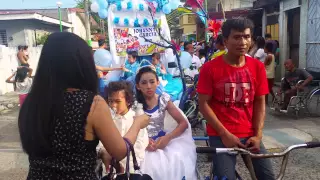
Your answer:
[6,66,33,106]
[122,51,140,81]
[99,81,149,174]
[151,52,166,76]
[135,67,197,180]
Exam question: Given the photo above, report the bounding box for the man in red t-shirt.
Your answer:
[197,18,275,180]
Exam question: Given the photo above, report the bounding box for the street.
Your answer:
[0,96,320,180]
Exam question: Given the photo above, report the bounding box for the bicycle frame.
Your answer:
[196,142,320,180]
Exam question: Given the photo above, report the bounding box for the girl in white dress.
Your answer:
[135,66,197,180]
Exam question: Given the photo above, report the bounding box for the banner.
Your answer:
[114,27,166,57]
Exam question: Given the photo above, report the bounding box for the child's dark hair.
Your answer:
[222,18,254,38]
[199,49,206,58]
[184,41,192,51]
[135,66,159,109]
[256,36,265,49]
[265,42,274,53]
[128,51,138,59]
[151,52,160,59]
[23,46,28,50]
[15,67,28,82]
[105,81,134,108]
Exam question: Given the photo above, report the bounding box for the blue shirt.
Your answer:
[123,60,140,80]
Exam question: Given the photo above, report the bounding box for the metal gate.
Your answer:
[307,0,320,69]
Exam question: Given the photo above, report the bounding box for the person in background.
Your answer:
[179,41,185,51]
[6,66,33,106]
[254,36,266,63]
[184,42,202,70]
[18,32,149,179]
[197,18,275,180]
[265,34,277,54]
[248,36,258,57]
[211,34,227,60]
[23,46,29,59]
[280,59,313,110]
[151,52,166,76]
[99,81,149,174]
[199,49,207,64]
[264,42,276,105]
[17,45,29,67]
[94,39,124,97]
[122,51,140,81]
[275,40,280,66]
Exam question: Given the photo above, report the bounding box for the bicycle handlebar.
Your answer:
[196,142,320,158]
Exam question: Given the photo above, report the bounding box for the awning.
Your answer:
[208,9,253,20]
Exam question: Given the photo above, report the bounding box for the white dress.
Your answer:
[140,93,197,180]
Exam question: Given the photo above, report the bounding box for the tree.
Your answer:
[36,33,50,45]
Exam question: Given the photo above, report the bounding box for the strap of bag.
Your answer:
[123,138,140,171]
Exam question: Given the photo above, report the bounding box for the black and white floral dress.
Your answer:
[27,90,99,180]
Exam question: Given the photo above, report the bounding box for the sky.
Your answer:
[2,0,78,9]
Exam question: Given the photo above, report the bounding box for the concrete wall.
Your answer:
[0,46,42,95]
[222,0,254,11]
[68,12,87,40]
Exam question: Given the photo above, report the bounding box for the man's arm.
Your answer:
[298,69,313,88]
[251,95,266,139]
[198,94,227,136]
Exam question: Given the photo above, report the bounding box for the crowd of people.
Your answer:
[7,17,316,180]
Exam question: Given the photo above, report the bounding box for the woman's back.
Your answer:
[28,90,98,179]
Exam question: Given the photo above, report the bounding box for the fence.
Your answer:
[0,46,42,95]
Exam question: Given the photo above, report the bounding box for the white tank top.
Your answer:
[266,54,275,78]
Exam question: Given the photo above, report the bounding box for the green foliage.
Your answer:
[36,33,50,45]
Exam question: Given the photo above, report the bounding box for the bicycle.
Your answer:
[196,142,320,180]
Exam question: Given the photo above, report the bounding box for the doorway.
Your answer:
[287,8,300,66]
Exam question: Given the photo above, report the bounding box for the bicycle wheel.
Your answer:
[307,88,320,116]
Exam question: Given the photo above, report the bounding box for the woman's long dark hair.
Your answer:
[18,32,98,157]
[135,66,158,110]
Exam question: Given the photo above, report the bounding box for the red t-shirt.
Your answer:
[197,55,269,137]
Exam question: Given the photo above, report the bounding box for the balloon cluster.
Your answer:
[91,0,109,19]
[91,0,182,18]
[112,17,158,27]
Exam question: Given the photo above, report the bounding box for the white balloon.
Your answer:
[119,18,124,26]
[143,3,148,11]
[152,1,158,8]
[148,18,153,26]
[129,18,134,27]
[90,2,100,13]
[121,1,127,10]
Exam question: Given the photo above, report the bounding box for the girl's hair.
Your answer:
[256,36,265,49]
[135,66,159,109]
[151,52,160,60]
[18,32,98,157]
[105,81,134,108]
[265,42,274,53]
[15,67,28,82]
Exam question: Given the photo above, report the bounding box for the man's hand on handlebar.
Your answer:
[221,131,246,148]
[245,136,262,153]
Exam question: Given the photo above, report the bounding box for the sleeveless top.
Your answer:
[266,54,275,78]
[27,90,99,180]
[144,93,171,138]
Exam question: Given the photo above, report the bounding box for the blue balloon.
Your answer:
[127,2,132,10]
[134,18,140,27]
[162,4,172,14]
[124,18,129,26]
[94,49,113,69]
[98,9,108,19]
[139,4,144,11]
[113,17,120,24]
[143,18,149,26]
[180,51,192,69]
[153,19,158,26]
[170,0,180,10]
[116,2,122,11]
[98,0,108,9]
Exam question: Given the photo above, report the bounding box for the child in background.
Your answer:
[135,67,197,180]
[151,52,166,76]
[199,49,207,64]
[6,66,33,106]
[122,51,140,81]
[98,81,149,174]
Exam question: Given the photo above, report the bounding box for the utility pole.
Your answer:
[84,0,92,46]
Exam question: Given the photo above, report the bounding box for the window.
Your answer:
[0,30,8,46]
[188,15,194,24]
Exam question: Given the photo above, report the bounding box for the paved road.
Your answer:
[0,106,320,180]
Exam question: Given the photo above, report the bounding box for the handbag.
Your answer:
[102,138,153,180]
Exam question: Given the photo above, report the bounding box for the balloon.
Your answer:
[90,2,100,13]
[98,0,108,9]
[113,17,120,24]
[129,18,134,27]
[170,0,180,9]
[143,18,149,26]
[127,2,132,10]
[124,18,129,26]
[121,1,127,9]
[162,4,172,14]
[179,51,192,69]
[98,9,108,19]
[94,49,113,68]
